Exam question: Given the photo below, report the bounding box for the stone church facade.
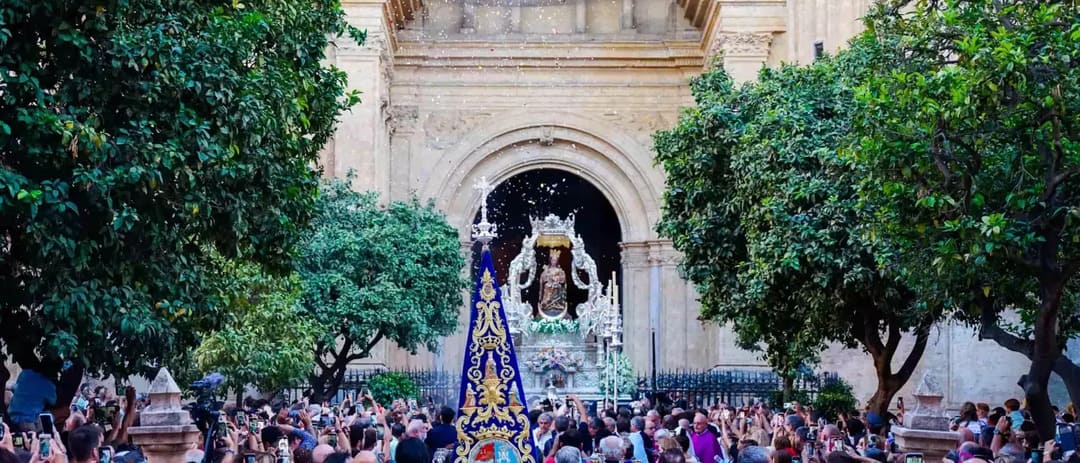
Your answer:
[327,0,1051,408]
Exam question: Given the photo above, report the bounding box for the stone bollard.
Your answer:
[891,373,960,463]
[128,368,202,463]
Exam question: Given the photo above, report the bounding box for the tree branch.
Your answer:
[977,291,1035,358]
[895,323,930,382]
[1046,167,1080,200]
[352,331,385,362]
[884,320,902,366]
[1007,251,1041,273]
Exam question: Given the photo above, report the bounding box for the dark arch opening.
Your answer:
[471,168,622,319]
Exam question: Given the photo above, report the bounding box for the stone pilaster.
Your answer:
[332,1,394,196]
[388,104,418,201]
[620,242,652,373]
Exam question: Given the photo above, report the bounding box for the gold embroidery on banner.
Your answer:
[454,267,534,463]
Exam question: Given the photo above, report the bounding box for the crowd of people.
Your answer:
[3,379,1080,463]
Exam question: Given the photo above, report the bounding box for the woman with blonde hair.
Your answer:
[658,438,682,455]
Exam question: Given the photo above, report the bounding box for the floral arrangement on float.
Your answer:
[527,318,580,335]
[524,347,584,373]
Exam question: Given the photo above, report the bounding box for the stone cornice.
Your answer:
[393,40,705,70]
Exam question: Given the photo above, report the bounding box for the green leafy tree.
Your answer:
[297,177,467,399]
[366,372,419,406]
[849,0,1080,439]
[813,379,858,422]
[598,351,636,398]
[655,54,937,414]
[0,0,361,400]
[193,260,316,394]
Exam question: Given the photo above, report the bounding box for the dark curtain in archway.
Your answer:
[471,169,622,319]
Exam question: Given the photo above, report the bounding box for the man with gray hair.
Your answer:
[534,412,557,453]
[600,436,627,463]
[629,417,648,463]
[737,446,769,463]
[998,443,1025,463]
[557,446,585,463]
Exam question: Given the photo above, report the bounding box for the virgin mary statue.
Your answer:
[538,249,567,318]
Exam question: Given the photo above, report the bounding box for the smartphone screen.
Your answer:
[39,413,56,435]
[13,435,24,449]
[905,453,924,463]
[831,438,845,453]
[100,446,114,463]
[40,438,52,458]
[1059,425,1077,452]
[245,454,257,463]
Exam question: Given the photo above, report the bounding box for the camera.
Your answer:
[189,373,225,434]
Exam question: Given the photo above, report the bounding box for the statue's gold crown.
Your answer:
[549,249,561,260]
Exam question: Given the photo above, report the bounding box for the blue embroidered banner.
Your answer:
[454,247,537,463]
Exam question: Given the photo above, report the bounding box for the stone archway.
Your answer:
[419,112,681,374]
[423,111,663,243]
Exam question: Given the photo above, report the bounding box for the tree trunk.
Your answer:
[1029,274,1065,442]
[861,318,930,418]
[783,375,795,403]
[1052,356,1080,412]
[1023,360,1056,442]
[866,379,901,418]
[50,364,84,423]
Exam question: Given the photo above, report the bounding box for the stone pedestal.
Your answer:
[892,426,959,463]
[892,373,958,463]
[128,369,201,463]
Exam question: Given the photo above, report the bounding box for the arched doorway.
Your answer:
[471,169,622,319]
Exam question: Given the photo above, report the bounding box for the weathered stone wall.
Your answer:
[326,0,1063,412]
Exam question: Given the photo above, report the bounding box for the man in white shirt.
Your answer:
[534,413,556,452]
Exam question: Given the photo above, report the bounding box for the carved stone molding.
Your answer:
[707,32,774,64]
[620,242,651,269]
[388,105,419,136]
[423,110,494,150]
[643,240,681,267]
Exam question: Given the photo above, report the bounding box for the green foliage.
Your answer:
[193,259,316,393]
[0,0,360,381]
[367,372,419,406]
[850,0,1080,333]
[528,319,580,335]
[298,176,467,398]
[654,49,934,413]
[848,0,1080,438]
[812,379,858,422]
[598,352,636,397]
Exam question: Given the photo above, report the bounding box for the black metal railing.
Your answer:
[636,369,840,408]
[284,369,461,406]
[284,368,837,410]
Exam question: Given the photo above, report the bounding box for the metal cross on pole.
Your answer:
[471,176,498,247]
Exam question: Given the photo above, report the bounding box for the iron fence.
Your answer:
[284,369,461,406]
[285,368,837,410]
[636,369,840,408]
